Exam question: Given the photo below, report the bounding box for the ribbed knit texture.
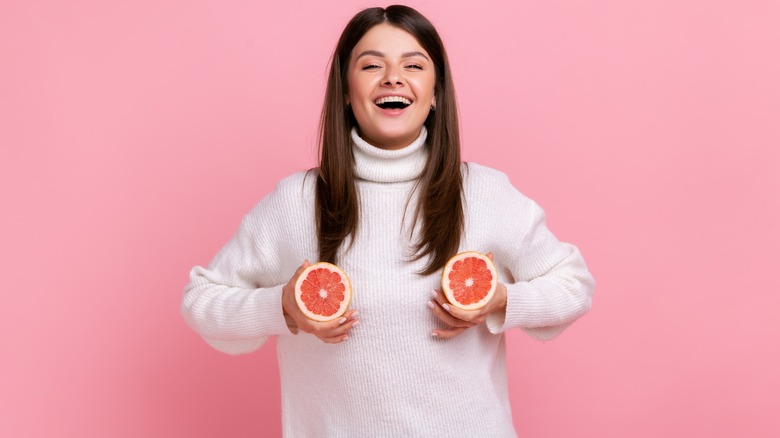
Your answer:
[181,127,595,437]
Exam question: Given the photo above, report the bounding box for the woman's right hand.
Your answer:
[281,260,359,344]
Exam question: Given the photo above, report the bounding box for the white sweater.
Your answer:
[181,127,595,437]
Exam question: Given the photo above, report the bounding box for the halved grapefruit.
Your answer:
[294,262,352,322]
[441,251,497,310]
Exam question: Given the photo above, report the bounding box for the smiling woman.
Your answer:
[316,6,464,276]
[346,23,437,150]
[180,4,594,437]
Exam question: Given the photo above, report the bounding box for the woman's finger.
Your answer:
[428,299,476,328]
[282,260,313,319]
[328,310,359,331]
[322,318,359,338]
[302,310,359,340]
[320,333,349,344]
[318,314,359,343]
[431,290,484,323]
[432,326,468,339]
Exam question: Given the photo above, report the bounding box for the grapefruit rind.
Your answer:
[441,251,497,311]
[294,262,352,322]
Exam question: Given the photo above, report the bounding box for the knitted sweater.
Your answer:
[181,127,595,437]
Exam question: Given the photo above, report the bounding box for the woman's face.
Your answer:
[347,23,436,150]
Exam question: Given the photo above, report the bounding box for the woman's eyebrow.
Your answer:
[355,50,430,61]
[402,51,430,61]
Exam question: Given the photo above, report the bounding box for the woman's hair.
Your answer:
[316,4,463,275]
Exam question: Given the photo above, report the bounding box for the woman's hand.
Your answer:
[429,252,507,339]
[281,260,359,344]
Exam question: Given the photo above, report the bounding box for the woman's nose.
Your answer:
[382,65,404,86]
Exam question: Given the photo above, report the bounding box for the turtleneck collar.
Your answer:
[351,127,429,183]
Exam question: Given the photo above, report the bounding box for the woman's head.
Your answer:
[321,5,457,150]
[317,6,463,275]
[346,23,436,150]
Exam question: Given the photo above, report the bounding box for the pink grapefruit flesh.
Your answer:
[441,251,497,310]
[294,262,352,322]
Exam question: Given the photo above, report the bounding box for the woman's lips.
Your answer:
[372,95,413,116]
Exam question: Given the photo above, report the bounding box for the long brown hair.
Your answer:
[316,5,463,275]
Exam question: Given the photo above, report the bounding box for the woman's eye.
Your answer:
[362,64,380,70]
[407,64,423,70]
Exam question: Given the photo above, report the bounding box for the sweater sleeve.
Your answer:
[484,177,595,341]
[180,190,292,355]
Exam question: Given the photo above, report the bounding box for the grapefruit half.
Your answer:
[441,251,497,310]
[294,262,352,322]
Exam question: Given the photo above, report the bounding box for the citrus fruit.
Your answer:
[441,251,497,310]
[294,262,352,322]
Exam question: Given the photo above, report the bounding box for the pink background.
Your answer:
[2,0,779,436]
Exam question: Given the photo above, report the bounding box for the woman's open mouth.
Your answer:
[374,96,412,114]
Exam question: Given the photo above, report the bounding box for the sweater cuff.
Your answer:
[485,281,546,334]
[254,284,291,336]
[190,285,290,356]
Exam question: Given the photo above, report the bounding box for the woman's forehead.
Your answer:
[351,23,429,59]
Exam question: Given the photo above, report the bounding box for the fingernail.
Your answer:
[427,300,435,309]
[442,303,451,312]
[338,317,347,324]
[431,290,438,299]
[343,336,349,341]
[352,320,360,327]
[351,311,359,317]
[431,332,439,338]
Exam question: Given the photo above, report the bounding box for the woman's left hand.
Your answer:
[428,252,508,339]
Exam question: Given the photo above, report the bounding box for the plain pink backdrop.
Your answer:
[2,0,779,436]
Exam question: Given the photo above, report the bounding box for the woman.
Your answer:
[181,5,594,437]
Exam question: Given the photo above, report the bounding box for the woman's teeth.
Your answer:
[374,96,412,109]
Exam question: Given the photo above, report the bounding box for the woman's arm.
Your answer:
[180,195,291,355]
[429,166,594,340]
[486,195,595,341]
